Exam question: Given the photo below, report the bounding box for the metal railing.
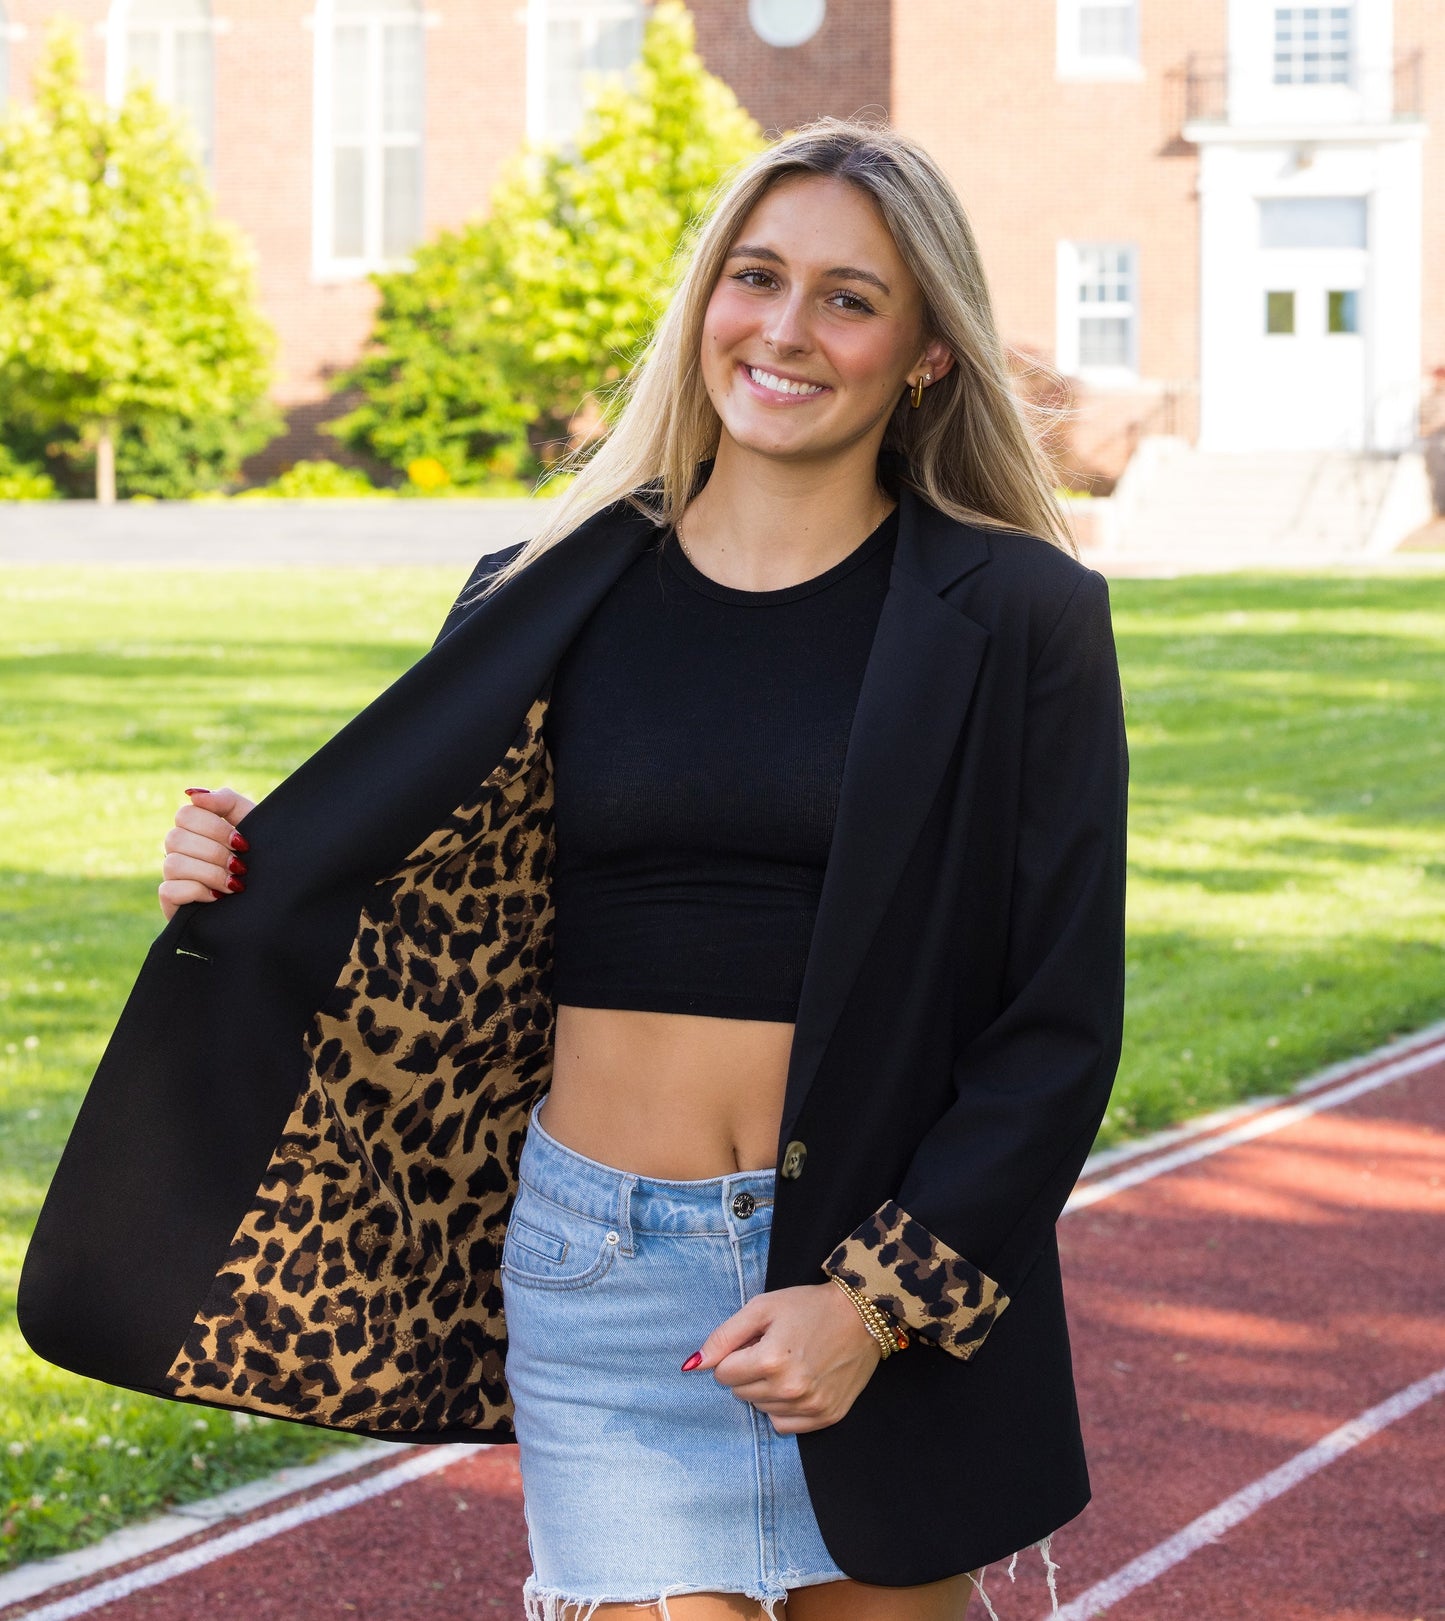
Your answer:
[1183,47,1423,126]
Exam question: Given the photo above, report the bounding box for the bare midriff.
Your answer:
[542,1003,794,1179]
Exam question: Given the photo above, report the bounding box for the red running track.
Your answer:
[7,1037,1444,1621]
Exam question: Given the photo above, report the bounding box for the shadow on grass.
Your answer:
[0,640,423,777]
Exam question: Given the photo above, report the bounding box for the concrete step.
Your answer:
[1111,438,1408,559]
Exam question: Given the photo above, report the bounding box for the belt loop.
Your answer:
[615,1174,637,1256]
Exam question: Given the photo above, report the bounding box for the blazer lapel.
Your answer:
[220,474,991,1156]
[778,482,992,1144]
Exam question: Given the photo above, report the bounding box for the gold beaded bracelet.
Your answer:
[831,1275,909,1358]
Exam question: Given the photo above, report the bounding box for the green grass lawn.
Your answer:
[1108,573,1445,1143]
[1,563,1443,1567]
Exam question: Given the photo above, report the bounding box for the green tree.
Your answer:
[329,0,764,486]
[0,19,277,502]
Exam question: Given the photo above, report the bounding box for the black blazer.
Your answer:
[18,464,1128,1584]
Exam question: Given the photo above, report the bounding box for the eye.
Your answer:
[729,265,875,312]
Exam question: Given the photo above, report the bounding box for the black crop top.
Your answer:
[545,504,897,1022]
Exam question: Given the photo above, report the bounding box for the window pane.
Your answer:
[1078,245,1131,301]
[173,30,214,160]
[333,25,368,140]
[1079,3,1133,58]
[1265,290,1295,333]
[748,0,825,48]
[333,146,366,258]
[1259,195,1366,249]
[590,13,643,72]
[382,144,421,258]
[1272,5,1351,84]
[131,0,210,17]
[546,18,586,141]
[1080,316,1130,366]
[383,22,423,136]
[126,29,164,86]
[542,6,644,142]
[1327,288,1359,333]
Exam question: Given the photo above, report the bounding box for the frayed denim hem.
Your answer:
[522,1568,843,1620]
[967,1534,1062,1621]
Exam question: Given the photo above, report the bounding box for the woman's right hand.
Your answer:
[158,786,257,921]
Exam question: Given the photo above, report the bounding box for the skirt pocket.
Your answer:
[501,1182,619,1292]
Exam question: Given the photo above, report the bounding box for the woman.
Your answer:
[22,120,1127,1621]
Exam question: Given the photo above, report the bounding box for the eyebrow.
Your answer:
[725,244,892,297]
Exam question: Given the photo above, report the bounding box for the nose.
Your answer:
[760,287,811,356]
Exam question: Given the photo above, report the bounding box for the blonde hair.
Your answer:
[466,115,1075,606]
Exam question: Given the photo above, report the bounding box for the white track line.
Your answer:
[1067,1036,1445,1214]
[1048,1365,1445,1619]
[1079,1016,1445,1180]
[11,1028,1443,1614]
[0,1443,401,1612]
[10,1446,484,1621]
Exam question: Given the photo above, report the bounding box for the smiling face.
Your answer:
[699,173,953,468]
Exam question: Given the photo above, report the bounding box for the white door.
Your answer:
[1243,196,1369,450]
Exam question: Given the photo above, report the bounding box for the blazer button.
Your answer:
[780,1140,807,1180]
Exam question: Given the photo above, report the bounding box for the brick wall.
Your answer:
[4,2,1437,474]
[689,0,890,137]
[892,0,1220,480]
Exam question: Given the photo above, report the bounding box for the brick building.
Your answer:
[0,1,1437,478]
[898,0,1439,467]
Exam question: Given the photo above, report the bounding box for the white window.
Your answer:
[749,0,826,49]
[1258,195,1367,249]
[314,0,425,276]
[106,0,216,173]
[526,0,645,147]
[1056,241,1139,380]
[1273,6,1352,86]
[1056,0,1141,80]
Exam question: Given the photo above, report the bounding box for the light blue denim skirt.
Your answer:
[501,1097,849,1619]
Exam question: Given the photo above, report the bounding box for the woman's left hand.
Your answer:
[685,1282,883,1433]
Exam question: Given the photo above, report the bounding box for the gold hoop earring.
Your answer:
[910,371,931,410]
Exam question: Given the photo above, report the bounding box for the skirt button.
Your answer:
[731,1191,757,1219]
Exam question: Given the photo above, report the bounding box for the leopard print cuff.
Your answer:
[821,1199,1009,1362]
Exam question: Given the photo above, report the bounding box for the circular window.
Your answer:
[748,0,826,49]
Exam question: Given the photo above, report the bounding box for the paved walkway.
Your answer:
[4,500,1441,577]
[4,1026,1441,1620]
[0,501,538,567]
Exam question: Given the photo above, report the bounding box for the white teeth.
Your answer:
[748,366,825,396]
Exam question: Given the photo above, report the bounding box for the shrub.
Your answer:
[233,460,393,500]
[328,0,764,486]
[0,442,57,501]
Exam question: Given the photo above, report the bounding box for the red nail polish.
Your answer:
[209,889,224,898]
[227,855,247,875]
[680,1352,703,1372]
[226,876,246,893]
[184,787,210,797]
[229,831,250,852]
